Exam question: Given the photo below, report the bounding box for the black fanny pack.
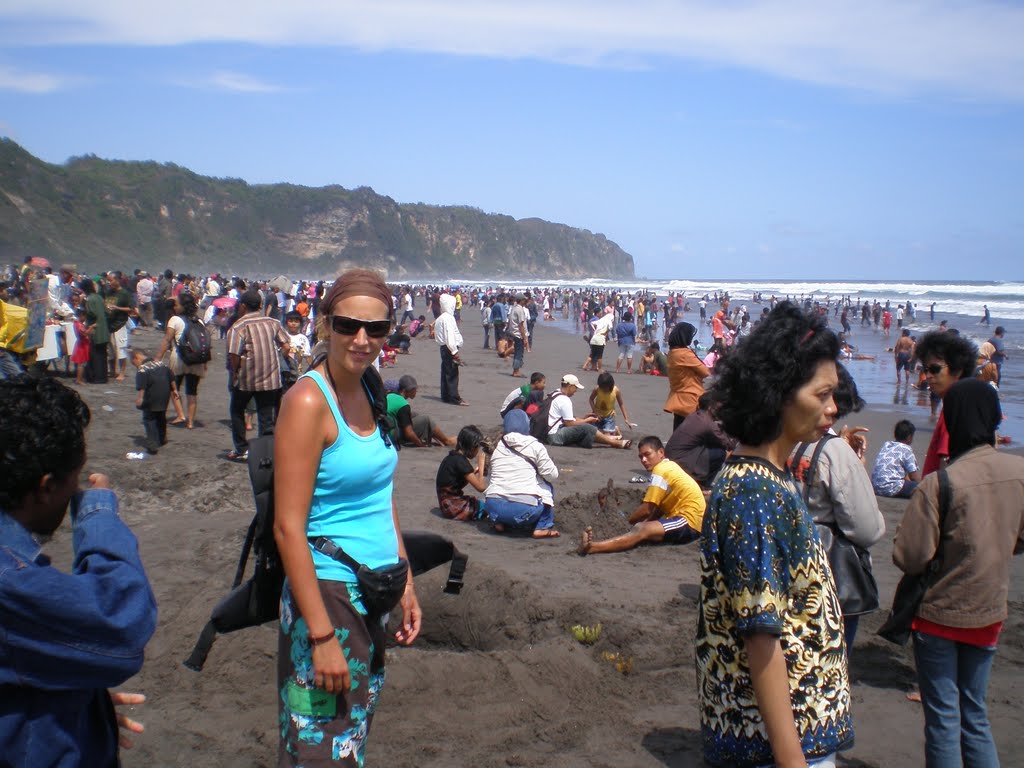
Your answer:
[310,537,409,616]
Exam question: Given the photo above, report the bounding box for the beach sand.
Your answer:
[43,313,1024,767]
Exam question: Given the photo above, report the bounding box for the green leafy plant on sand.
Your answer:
[570,623,602,645]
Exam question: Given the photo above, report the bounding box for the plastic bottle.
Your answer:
[102,405,115,412]
[125,452,146,460]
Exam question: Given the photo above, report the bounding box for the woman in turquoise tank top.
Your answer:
[272,268,421,767]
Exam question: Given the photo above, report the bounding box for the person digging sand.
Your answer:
[578,436,705,555]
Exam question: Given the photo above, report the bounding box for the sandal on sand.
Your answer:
[620,439,632,450]
[578,526,593,555]
[532,528,560,539]
[226,450,248,462]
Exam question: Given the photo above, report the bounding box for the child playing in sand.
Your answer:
[435,425,488,521]
[132,348,177,454]
[641,342,668,375]
[71,307,91,384]
[588,372,634,437]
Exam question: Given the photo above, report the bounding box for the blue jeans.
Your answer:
[913,631,999,767]
[485,496,554,531]
[512,336,524,371]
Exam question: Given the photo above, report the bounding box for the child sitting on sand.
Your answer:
[588,372,634,437]
[436,425,488,521]
[871,419,922,498]
[641,342,668,375]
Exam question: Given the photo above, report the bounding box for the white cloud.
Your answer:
[670,242,686,253]
[0,65,66,93]
[3,1,1024,100]
[205,70,285,93]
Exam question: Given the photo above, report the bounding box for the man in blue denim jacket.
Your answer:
[0,375,158,767]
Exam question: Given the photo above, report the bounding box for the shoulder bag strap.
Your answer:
[924,469,952,581]
[501,435,540,473]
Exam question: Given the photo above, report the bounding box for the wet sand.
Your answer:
[43,314,1024,767]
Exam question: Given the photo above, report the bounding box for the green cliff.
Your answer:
[0,139,635,280]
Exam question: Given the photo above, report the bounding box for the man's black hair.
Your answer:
[240,291,262,311]
[894,419,916,442]
[530,371,546,385]
[833,363,866,419]
[914,330,977,379]
[637,435,664,452]
[0,376,91,509]
[710,301,839,446]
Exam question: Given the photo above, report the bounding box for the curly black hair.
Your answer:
[834,363,866,419]
[914,330,977,378]
[709,301,838,445]
[0,375,91,509]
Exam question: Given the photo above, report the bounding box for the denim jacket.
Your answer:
[0,489,158,767]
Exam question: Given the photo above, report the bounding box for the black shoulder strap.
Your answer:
[501,435,540,473]
[922,468,952,581]
[799,434,835,504]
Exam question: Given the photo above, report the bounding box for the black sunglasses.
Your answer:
[330,315,391,338]
[924,363,946,375]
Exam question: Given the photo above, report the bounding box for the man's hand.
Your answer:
[110,691,145,749]
[840,425,869,460]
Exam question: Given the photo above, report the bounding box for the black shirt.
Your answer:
[135,360,173,411]
[436,453,474,490]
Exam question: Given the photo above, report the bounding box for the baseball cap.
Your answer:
[561,374,585,390]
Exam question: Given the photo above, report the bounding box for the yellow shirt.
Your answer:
[644,458,706,530]
[592,385,618,418]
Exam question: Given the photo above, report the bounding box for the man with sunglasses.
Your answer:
[225,291,291,461]
[915,330,978,476]
[434,292,468,406]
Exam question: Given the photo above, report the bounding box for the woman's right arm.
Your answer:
[272,380,350,694]
[532,443,559,483]
[746,634,808,768]
[156,321,175,361]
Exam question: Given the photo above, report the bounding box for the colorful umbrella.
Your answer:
[212,296,238,310]
[29,256,50,268]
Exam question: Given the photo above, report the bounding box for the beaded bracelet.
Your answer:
[309,630,336,647]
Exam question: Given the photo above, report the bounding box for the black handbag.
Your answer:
[825,528,880,616]
[877,469,951,646]
[311,537,409,616]
[794,435,879,616]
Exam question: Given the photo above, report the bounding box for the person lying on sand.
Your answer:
[578,436,705,555]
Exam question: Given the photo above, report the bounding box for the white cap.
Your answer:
[561,374,586,390]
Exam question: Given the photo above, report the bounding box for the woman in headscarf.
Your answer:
[663,321,709,431]
[893,377,1024,767]
[485,409,560,538]
[272,268,421,766]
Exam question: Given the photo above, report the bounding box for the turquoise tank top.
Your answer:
[303,370,400,582]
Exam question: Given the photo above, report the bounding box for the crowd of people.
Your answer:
[1,260,1022,767]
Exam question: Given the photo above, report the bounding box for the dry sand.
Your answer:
[43,315,1024,767]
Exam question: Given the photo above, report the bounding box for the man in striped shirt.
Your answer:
[226,291,290,460]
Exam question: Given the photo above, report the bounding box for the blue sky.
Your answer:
[0,1,1022,280]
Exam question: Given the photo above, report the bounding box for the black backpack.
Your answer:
[177,316,212,365]
[183,367,467,672]
[529,392,566,443]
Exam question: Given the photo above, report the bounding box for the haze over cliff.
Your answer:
[0,139,635,280]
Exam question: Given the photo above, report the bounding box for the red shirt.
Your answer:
[912,617,1003,648]
[922,411,948,476]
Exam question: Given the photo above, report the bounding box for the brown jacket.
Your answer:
[893,444,1024,628]
[663,347,709,417]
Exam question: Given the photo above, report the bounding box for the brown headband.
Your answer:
[322,269,392,317]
